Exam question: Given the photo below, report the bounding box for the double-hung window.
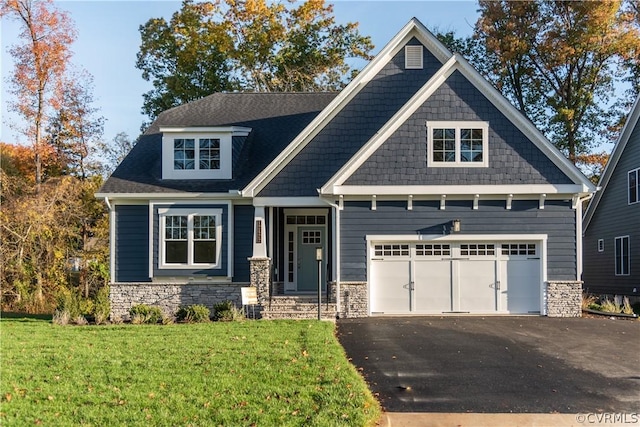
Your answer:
[159,208,222,269]
[614,236,630,276]
[629,168,639,205]
[427,121,489,167]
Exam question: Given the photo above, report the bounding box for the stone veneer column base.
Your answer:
[546,281,582,317]
[337,282,368,318]
[248,257,271,306]
[109,282,245,321]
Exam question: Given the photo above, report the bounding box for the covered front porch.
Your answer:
[248,205,338,319]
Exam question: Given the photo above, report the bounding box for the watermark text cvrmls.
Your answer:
[576,413,639,425]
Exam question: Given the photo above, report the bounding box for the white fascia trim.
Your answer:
[320,56,458,193]
[159,126,252,136]
[95,192,244,200]
[253,197,327,207]
[454,54,596,191]
[242,19,452,198]
[332,184,590,196]
[366,234,548,243]
[584,94,640,230]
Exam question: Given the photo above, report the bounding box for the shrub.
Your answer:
[622,297,634,315]
[582,294,598,310]
[55,290,83,320]
[52,309,71,325]
[213,300,244,322]
[94,285,110,322]
[176,304,210,323]
[599,298,620,313]
[73,315,88,326]
[129,304,163,324]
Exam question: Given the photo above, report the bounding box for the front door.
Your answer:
[297,227,326,292]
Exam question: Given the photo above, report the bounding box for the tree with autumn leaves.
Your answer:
[1,0,109,313]
[136,0,374,123]
[440,0,640,180]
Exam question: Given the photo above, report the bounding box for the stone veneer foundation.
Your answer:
[546,281,582,317]
[336,282,368,318]
[109,282,245,321]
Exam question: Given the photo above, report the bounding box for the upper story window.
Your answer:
[629,168,639,205]
[161,126,251,180]
[426,121,489,168]
[173,138,220,170]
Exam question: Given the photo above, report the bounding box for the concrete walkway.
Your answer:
[380,412,640,427]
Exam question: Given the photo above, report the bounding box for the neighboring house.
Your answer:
[583,96,640,297]
[97,18,596,320]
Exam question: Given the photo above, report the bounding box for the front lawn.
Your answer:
[0,317,380,426]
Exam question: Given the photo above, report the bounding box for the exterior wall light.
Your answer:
[452,219,461,233]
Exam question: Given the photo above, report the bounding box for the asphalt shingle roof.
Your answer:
[99,92,337,194]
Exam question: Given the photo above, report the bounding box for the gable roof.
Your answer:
[583,95,640,230]
[243,17,595,198]
[97,92,336,197]
[241,18,453,197]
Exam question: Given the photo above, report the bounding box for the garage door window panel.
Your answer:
[374,244,410,257]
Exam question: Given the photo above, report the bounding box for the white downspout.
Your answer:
[575,193,594,281]
[104,197,115,284]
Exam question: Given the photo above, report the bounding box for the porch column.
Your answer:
[252,207,267,258]
[249,256,271,304]
[249,206,270,303]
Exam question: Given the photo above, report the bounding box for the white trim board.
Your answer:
[331,184,590,196]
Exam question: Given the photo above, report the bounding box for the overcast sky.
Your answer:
[1,1,480,145]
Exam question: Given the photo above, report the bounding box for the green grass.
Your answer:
[0,317,380,426]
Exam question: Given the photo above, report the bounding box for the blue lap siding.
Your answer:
[583,122,640,295]
[233,205,254,282]
[340,200,576,282]
[114,205,150,282]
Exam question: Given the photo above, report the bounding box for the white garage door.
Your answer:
[370,241,541,315]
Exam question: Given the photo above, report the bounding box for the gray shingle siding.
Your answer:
[114,205,150,282]
[346,71,573,185]
[153,204,229,277]
[233,205,254,282]
[583,123,640,295]
[340,200,576,282]
[258,40,445,197]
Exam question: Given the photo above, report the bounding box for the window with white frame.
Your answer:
[629,168,639,204]
[427,121,489,167]
[159,208,222,269]
[173,138,220,170]
[614,236,630,276]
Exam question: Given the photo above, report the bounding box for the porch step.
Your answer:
[261,302,337,320]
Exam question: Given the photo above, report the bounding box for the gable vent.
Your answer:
[405,45,423,69]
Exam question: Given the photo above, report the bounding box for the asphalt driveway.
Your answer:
[337,316,640,413]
